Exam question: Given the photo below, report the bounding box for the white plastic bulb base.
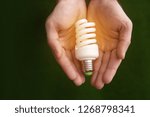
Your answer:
[75,44,99,74]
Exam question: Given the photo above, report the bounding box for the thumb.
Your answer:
[45,20,84,86]
[117,20,133,59]
[46,21,63,59]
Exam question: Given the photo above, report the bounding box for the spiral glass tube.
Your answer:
[75,19,99,75]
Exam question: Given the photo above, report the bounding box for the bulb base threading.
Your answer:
[82,60,93,73]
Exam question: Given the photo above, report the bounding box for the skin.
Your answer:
[45,0,133,89]
[88,0,132,89]
[45,0,86,86]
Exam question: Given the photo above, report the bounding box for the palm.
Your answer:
[51,0,86,50]
[88,0,124,51]
[46,0,86,85]
[87,0,132,89]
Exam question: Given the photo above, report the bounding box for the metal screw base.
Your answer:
[82,60,93,73]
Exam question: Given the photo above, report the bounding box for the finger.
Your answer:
[66,50,84,86]
[58,49,83,86]
[91,50,103,85]
[117,20,133,59]
[94,51,111,89]
[71,50,85,84]
[46,22,83,86]
[103,49,122,84]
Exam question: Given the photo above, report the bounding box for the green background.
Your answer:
[1,0,150,99]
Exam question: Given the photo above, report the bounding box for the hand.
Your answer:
[45,0,86,86]
[88,0,133,89]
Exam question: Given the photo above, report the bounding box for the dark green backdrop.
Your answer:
[1,0,150,99]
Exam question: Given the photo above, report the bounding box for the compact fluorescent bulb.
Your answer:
[75,19,99,76]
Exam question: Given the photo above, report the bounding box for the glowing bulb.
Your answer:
[75,19,99,76]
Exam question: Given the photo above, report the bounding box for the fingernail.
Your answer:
[73,77,83,86]
[95,83,104,90]
[69,72,77,81]
[82,78,85,84]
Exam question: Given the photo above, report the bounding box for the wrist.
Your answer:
[57,0,85,4]
[58,0,85,1]
[90,0,118,4]
[90,0,117,1]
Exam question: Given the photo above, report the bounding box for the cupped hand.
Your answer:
[88,0,133,89]
[45,0,86,86]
